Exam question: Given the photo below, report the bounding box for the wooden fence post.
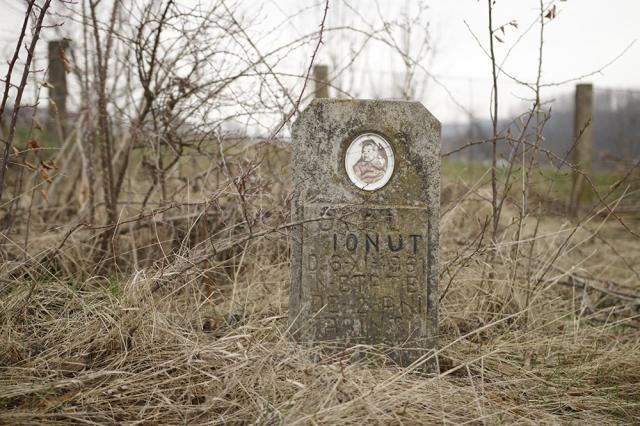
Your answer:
[569,83,593,215]
[47,40,69,139]
[313,65,329,99]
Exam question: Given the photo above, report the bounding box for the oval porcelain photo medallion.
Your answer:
[345,133,395,191]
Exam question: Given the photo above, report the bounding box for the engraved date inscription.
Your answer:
[301,206,428,345]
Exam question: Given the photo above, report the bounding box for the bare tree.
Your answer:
[0,0,53,203]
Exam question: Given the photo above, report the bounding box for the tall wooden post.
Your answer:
[47,40,69,138]
[313,65,329,99]
[569,83,593,215]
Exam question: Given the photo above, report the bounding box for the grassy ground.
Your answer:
[441,160,627,208]
[1,148,639,424]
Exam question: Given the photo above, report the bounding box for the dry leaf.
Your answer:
[545,5,557,20]
[495,35,504,43]
[28,139,40,150]
[58,47,72,73]
[49,98,59,114]
[11,146,20,157]
[40,167,53,183]
[39,80,54,89]
[39,188,49,202]
[24,160,36,171]
[33,116,43,131]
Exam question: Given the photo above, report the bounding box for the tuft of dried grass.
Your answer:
[2,189,640,425]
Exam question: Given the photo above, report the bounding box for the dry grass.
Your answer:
[1,144,640,424]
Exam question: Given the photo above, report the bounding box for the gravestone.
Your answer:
[289,99,441,369]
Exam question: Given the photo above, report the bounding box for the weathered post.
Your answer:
[569,83,593,215]
[47,40,69,138]
[289,99,441,371]
[313,65,329,99]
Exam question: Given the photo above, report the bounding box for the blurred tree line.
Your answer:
[444,87,640,171]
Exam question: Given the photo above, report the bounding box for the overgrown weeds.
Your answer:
[1,173,639,424]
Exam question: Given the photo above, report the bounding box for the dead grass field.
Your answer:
[1,143,639,425]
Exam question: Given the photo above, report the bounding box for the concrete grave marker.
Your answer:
[289,99,441,369]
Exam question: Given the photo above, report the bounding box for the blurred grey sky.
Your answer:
[291,0,640,122]
[0,0,638,124]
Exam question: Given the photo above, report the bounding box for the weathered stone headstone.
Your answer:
[289,99,441,369]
